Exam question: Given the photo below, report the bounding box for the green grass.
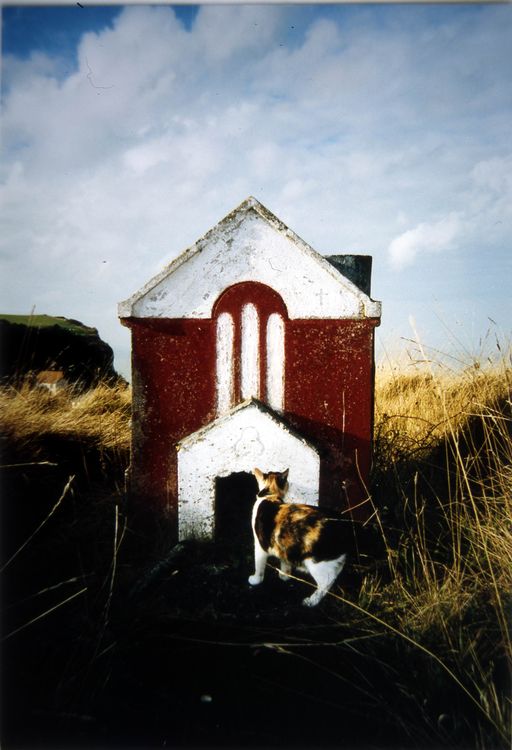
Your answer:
[0,313,96,335]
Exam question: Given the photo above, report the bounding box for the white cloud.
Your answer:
[469,155,512,225]
[193,5,283,62]
[1,4,511,375]
[388,213,462,271]
[2,50,64,89]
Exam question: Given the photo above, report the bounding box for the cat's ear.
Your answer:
[276,468,289,491]
[253,468,264,486]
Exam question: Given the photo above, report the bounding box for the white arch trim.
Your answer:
[215,312,234,415]
[240,303,260,401]
[266,313,285,411]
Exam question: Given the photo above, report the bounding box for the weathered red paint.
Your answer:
[122,279,379,530]
[123,317,216,523]
[285,318,379,518]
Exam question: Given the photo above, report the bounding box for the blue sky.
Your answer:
[1,3,511,378]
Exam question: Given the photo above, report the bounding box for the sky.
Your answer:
[1,3,511,379]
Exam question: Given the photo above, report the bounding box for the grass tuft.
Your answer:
[0,381,131,452]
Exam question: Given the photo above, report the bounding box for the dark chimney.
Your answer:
[326,255,373,296]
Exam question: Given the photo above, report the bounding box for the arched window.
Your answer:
[213,282,287,416]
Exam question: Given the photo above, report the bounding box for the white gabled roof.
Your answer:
[119,197,381,320]
[177,397,317,454]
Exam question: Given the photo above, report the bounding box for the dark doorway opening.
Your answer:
[215,471,258,553]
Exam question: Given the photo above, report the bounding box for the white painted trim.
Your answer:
[241,303,260,400]
[118,197,382,321]
[266,313,285,411]
[177,400,320,540]
[216,312,234,416]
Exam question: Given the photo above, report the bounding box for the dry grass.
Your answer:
[375,362,510,459]
[366,349,512,747]
[1,345,511,748]
[0,380,131,452]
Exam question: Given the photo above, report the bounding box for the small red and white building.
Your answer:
[34,370,67,395]
[119,197,381,541]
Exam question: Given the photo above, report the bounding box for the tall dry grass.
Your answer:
[1,345,510,748]
[363,348,512,747]
[0,380,131,453]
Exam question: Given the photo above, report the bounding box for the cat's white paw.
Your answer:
[278,571,291,581]
[302,594,321,607]
[248,574,263,586]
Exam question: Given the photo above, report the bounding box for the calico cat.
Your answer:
[248,468,350,607]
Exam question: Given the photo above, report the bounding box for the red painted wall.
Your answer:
[285,319,378,518]
[125,317,216,523]
[123,284,378,529]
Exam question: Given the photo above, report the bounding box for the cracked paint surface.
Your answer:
[119,197,381,320]
[119,197,381,540]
